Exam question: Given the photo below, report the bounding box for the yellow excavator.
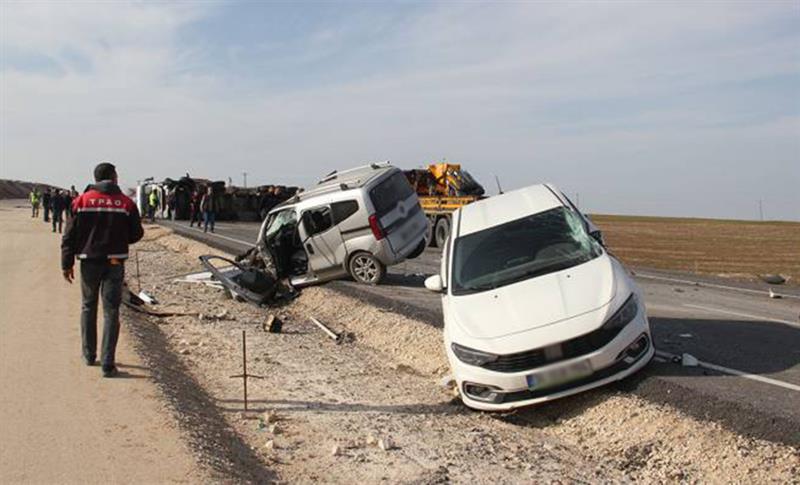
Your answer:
[404,163,485,247]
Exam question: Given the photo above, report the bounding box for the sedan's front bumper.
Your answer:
[450,313,654,411]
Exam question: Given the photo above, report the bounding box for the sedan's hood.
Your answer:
[449,255,616,340]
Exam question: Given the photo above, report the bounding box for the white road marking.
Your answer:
[635,272,800,301]
[197,231,252,247]
[683,303,800,329]
[654,350,800,392]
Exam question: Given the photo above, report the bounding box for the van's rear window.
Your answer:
[369,172,415,216]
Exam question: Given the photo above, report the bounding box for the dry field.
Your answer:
[591,214,800,285]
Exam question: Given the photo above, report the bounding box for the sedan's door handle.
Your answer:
[306,244,315,255]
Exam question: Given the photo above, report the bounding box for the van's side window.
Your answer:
[303,207,334,236]
[331,200,359,225]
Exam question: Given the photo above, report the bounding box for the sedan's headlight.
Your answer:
[451,343,499,366]
[602,294,639,331]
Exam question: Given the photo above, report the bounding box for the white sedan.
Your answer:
[425,183,654,411]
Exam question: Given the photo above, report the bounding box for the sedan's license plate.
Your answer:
[526,359,593,390]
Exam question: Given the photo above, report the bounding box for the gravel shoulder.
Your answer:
[0,203,203,484]
[128,224,799,483]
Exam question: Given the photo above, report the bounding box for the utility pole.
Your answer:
[243,171,248,189]
[758,199,764,221]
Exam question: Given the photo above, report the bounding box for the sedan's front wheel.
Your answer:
[348,252,386,285]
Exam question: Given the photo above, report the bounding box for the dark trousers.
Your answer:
[44,204,50,222]
[52,210,64,233]
[80,260,125,367]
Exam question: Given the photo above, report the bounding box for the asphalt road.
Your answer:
[159,219,800,445]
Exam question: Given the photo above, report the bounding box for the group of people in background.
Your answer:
[188,186,218,233]
[29,186,79,234]
[258,185,287,220]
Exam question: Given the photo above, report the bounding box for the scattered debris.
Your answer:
[309,316,341,343]
[263,314,283,333]
[365,434,378,446]
[264,440,275,451]
[268,424,280,434]
[681,353,699,367]
[378,437,395,451]
[331,445,341,457]
[673,288,685,293]
[768,289,782,299]
[179,348,191,355]
[760,274,787,285]
[138,291,158,305]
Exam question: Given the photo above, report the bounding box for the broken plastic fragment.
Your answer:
[681,353,699,367]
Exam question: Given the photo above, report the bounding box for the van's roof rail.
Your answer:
[316,161,391,185]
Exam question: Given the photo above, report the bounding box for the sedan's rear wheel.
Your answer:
[348,252,385,285]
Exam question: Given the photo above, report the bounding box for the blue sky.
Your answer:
[1,1,798,220]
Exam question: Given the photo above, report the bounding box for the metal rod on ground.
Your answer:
[309,316,341,342]
[135,250,141,293]
[243,330,248,411]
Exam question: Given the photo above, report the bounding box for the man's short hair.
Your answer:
[94,162,117,182]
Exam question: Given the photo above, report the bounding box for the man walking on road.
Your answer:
[50,189,66,233]
[62,162,144,377]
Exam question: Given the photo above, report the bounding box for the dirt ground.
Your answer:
[0,202,203,484]
[591,214,800,285]
[129,224,799,484]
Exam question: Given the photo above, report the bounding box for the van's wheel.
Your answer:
[434,217,450,248]
[348,252,385,285]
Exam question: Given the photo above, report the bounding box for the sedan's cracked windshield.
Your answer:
[452,207,602,295]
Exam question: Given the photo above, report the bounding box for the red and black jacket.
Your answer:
[61,181,144,270]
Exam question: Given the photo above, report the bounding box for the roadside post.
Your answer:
[229,330,265,411]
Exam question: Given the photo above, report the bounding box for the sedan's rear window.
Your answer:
[369,172,415,217]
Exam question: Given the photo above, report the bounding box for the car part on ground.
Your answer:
[198,255,297,306]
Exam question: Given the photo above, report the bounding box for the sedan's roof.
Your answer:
[457,184,563,237]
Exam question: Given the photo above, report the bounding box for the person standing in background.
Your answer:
[189,189,201,228]
[42,188,52,222]
[30,188,41,218]
[147,189,159,223]
[63,189,74,220]
[50,190,66,233]
[200,186,217,233]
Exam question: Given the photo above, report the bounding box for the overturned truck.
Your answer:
[138,176,298,222]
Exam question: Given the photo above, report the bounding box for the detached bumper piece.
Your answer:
[199,255,278,305]
[464,334,651,405]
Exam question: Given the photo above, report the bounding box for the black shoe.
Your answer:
[84,356,96,366]
[102,365,118,378]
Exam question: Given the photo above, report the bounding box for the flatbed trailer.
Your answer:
[419,195,482,247]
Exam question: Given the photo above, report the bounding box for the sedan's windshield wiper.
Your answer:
[462,282,498,292]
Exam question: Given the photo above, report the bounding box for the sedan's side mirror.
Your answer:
[425,274,445,293]
[590,230,605,246]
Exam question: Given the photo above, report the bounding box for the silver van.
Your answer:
[258,163,428,285]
